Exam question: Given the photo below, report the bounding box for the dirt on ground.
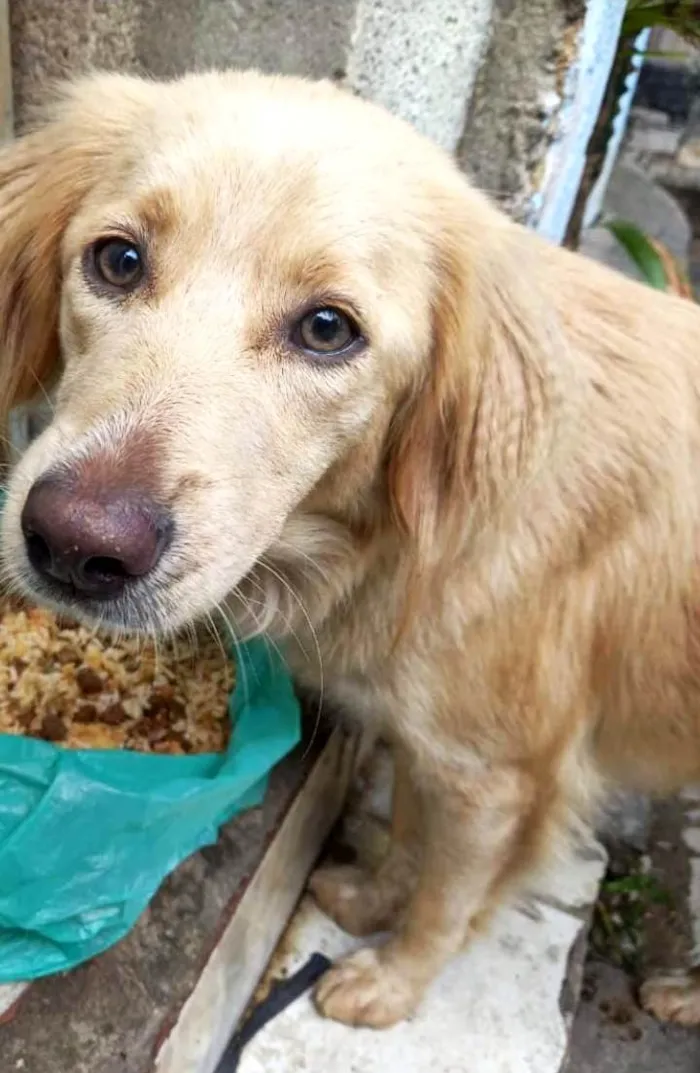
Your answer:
[567,798,700,1073]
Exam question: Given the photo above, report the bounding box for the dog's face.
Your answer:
[0,71,513,635]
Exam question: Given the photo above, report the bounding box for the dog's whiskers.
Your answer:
[257,556,325,761]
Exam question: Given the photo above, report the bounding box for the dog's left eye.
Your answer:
[90,238,145,291]
[292,307,362,358]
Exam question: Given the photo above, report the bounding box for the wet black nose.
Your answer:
[21,477,173,599]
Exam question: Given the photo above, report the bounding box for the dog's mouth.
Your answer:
[16,556,188,636]
[15,546,281,644]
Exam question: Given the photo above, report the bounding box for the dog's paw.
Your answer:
[640,970,700,1027]
[309,864,398,937]
[314,948,420,1028]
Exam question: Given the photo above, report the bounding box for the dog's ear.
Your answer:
[386,196,557,569]
[0,76,151,437]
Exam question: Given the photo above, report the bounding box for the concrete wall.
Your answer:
[8,0,627,242]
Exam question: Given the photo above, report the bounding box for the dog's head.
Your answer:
[0,71,550,636]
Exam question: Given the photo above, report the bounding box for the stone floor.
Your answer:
[226,750,700,1073]
[569,960,700,1073]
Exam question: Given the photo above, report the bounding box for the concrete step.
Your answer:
[233,746,607,1073]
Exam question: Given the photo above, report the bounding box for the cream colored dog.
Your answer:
[1,70,700,1029]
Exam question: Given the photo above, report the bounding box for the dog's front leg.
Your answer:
[310,744,421,936]
[314,759,537,1028]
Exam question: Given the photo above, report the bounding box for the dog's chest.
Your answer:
[285,636,390,726]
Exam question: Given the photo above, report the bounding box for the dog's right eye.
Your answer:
[90,238,145,292]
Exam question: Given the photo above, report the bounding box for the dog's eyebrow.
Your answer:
[133,185,182,239]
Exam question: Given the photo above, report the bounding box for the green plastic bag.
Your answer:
[0,636,301,981]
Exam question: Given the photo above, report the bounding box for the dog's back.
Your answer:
[538,244,700,794]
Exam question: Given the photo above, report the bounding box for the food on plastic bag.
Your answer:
[0,600,234,754]
[0,628,301,983]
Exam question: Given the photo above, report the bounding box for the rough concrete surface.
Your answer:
[569,960,700,1073]
[9,0,358,125]
[345,0,491,151]
[7,0,494,157]
[135,0,357,85]
[9,0,490,141]
[238,894,598,1073]
[459,0,585,222]
[8,0,626,247]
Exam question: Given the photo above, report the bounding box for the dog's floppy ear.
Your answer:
[387,196,557,569]
[0,76,152,438]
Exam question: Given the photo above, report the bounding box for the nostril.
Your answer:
[81,556,129,584]
[25,532,53,577]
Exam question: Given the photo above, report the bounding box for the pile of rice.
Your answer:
[0,601,234,754]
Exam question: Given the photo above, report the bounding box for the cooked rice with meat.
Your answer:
[0,600,234,754]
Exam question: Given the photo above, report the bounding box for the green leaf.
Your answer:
[604,220,670,290]
[622,1,700,42]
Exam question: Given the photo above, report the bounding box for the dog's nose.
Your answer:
[21,478,173,599]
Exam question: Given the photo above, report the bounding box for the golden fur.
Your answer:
[1,70,700,1028]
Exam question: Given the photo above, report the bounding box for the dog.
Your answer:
[0,70,699,1030]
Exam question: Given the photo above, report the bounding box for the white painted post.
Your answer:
[533,0,629,244]
[582,28,651,229]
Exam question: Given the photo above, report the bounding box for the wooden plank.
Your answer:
[0,0,12,141]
